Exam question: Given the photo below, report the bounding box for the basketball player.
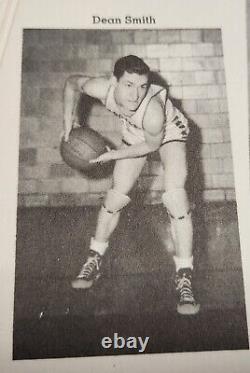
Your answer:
[62,55,200,315]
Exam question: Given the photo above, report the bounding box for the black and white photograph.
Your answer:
[12,27,249,360]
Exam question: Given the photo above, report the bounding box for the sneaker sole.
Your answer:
[71,273,101,289]
[177,303,200,315]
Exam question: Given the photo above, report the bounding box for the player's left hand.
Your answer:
[89,146,117,164]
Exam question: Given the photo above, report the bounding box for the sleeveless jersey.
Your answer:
[101,78,189,146]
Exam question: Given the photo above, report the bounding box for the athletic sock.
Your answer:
[173,255,193,272]
[90,237,109,256]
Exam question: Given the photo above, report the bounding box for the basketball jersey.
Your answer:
[101,78,189,145]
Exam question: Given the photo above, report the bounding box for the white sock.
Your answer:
[90,237,109,256]
[174,255,193,272]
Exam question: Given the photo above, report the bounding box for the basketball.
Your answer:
[60,126,109,172]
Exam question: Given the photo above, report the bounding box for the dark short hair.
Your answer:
[113,55,150,80]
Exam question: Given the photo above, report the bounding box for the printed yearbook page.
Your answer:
[0,0,250,372]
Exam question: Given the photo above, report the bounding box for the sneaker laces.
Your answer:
[176,272,195,303]
[77,252,101,279]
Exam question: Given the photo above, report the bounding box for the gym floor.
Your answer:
[13,201,249,359]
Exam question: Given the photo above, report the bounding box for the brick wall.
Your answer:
[18,29,235,207]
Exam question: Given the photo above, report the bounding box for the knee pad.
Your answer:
[162,188,191,220]
[103,189,131,214]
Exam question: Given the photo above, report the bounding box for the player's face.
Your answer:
[114,71,149,114]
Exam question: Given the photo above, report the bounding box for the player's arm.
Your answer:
[90,98,165,162]
[63,75,109,141]
[142,97,165,151]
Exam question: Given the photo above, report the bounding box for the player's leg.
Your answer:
[94,155,146,242]
[160,141,200,314]
[160,142,192,259]
[72,154,147,289]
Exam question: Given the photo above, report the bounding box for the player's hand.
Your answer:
[61,121,81,142]
[72,120,81,129]
[89,146,117,164]
[60,130,70,142]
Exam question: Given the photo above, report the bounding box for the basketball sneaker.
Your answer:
[175,268,200,315]
[71,250,102,289]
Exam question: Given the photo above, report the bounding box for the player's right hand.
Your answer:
[61,121,81,142]
[60,129,70,142]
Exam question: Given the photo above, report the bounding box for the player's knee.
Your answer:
[162,188,191,220]
[103,189,131,214]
